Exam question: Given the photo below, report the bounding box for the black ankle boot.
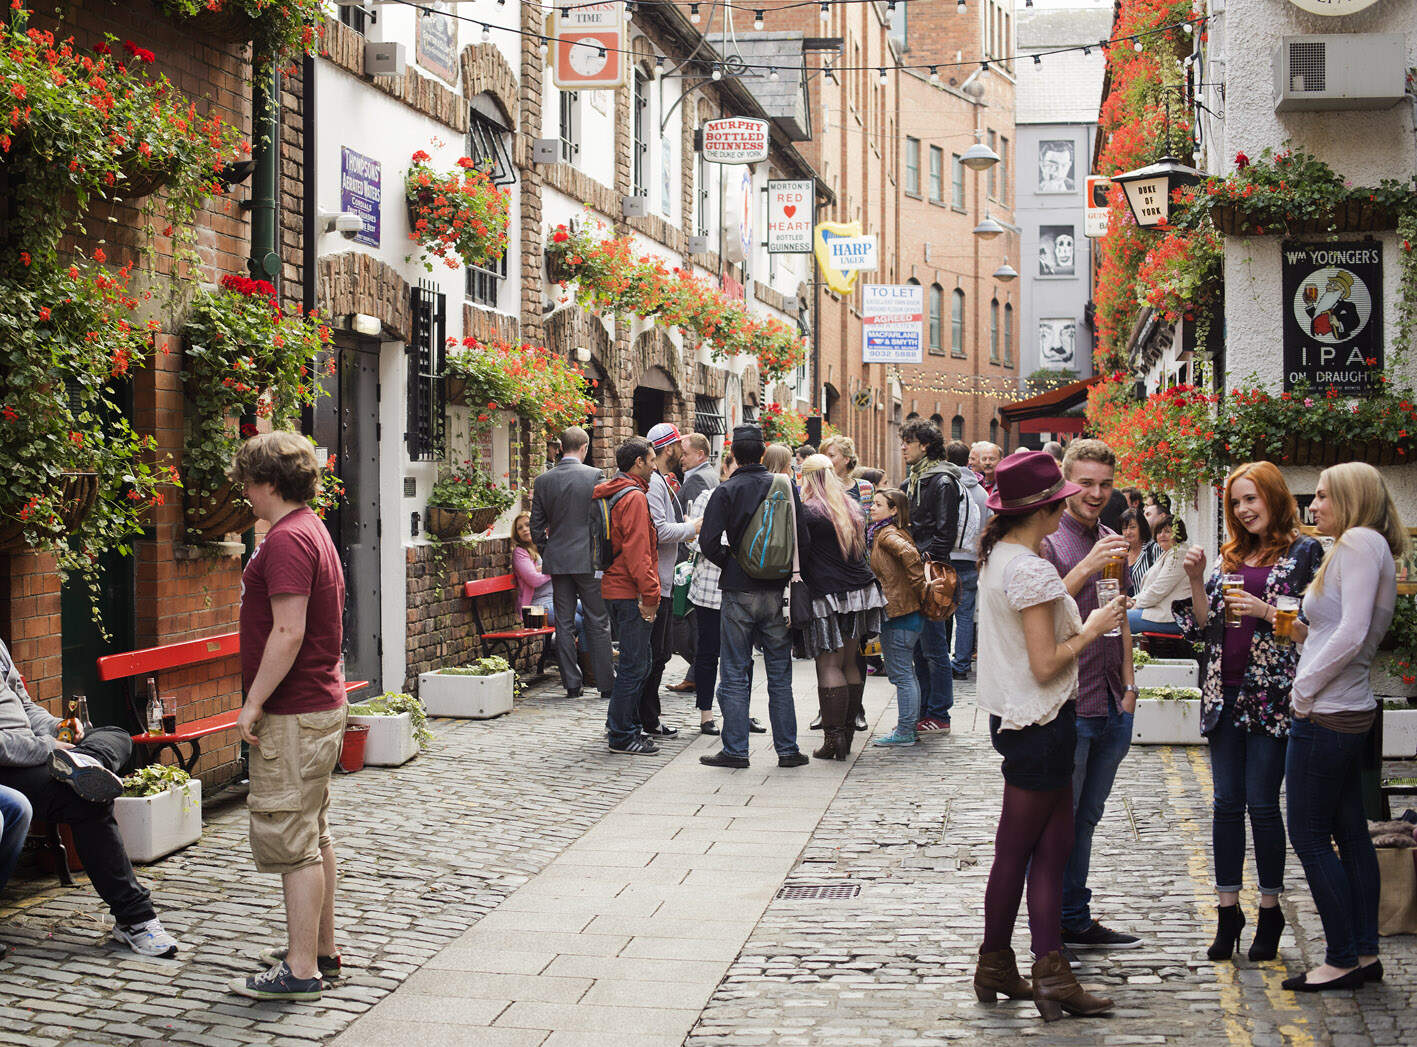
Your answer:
[1248,905,1285,962]
[1207,905,1245,961]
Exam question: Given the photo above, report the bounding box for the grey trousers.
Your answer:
[552,573,613,694]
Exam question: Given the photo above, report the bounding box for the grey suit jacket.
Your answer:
[530,457,603,576]
[678,461,717,517]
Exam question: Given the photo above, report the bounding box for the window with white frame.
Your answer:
[631,68,650,197]
[558,89,580,163]
[905,137,920,196]
[1004,303,1014,366]
[951,289,965,357]
[928,284,943,356]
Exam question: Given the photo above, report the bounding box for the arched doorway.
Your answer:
[633,365,676,435]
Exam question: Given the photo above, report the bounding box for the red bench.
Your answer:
[96,630,368,773]
[463,574,554,676]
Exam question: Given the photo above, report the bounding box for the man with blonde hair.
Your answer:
[230,432,349,1001]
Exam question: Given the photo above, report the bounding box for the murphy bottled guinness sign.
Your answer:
[1281,240,1382,396]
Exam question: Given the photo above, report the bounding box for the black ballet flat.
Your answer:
[1360,960,1383,983]
[1281,968,1366,992]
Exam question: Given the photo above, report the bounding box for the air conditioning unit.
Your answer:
[1273,34,1405,113]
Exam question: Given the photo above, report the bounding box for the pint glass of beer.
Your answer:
[1095,577,1122,637]
[1220,574,1244,628]
[1101,555,1124,582]
[1273,595,1300,642]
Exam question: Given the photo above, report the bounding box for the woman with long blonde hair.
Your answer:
[1282,463,1406,992]
[1176,461,1322,963]
[797,454,886,758]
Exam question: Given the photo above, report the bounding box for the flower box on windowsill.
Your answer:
[419,669,514,719]
[112,780,202,864]
[346,711,418,766]
[1132,692,1204,745]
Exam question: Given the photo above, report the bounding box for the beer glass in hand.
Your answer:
[1096,577,1122,636]
[1220,573,1244,628]
[1273,595,1300,642]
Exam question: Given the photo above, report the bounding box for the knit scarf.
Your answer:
[866,517,891,552]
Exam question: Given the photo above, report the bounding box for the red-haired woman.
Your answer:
[1175,461,1323,963]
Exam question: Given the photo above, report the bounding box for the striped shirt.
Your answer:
[1129,541,1161,593]
[1040,510,1128,719]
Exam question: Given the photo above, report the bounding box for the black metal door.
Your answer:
[315,336,382,693]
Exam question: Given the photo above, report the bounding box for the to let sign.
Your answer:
[827,234,877,272]
[552,4,626,89]
[862,285,923,364]
[1281,240,1382,396]
[340,147,381,248]
[701,118,769,164]
[767,180,813,253]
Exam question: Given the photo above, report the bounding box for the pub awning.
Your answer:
[998,375,1102,429]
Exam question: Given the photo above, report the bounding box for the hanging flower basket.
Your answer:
[425,504,499,540]
[444,374,468,405]
[404,152,510,272]
[183,482,257,541]
[112,154,183,199]
[0,472,100,555]
[161,5,255,43]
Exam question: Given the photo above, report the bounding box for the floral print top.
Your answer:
[1172,535,1324,738]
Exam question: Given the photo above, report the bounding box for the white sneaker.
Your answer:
[113,917,179,958]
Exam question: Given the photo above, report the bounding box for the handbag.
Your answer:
[920,555,960,620]
[671,556,695,618]
[787,491,814,630]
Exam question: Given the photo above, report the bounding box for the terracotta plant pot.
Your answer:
[183,482,257,541]
[0,471,101,555]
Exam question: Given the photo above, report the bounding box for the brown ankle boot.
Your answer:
[973,946,1031,1002]
[812,686,851,760]
[1030,950,1113,1022]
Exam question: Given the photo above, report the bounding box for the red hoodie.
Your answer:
[593,473,659,604]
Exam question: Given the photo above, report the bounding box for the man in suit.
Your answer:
[530,426,614,699]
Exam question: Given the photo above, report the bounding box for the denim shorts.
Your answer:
[989,701,1077,791]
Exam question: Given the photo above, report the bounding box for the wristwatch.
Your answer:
[1122,685,1139,698]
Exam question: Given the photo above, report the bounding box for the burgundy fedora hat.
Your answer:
[985,450,1081,514]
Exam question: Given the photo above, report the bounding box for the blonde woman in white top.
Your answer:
[973,452,1125,1023]
[1282,462,1406,993]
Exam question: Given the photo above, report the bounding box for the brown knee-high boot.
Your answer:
[812,686,851,760]
[845,680,866,749]
[1030,950,1113,1022]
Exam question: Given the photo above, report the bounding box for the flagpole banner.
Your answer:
[863,284,923,364]
[1281,240,1382,396]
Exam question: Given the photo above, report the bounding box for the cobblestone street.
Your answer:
[1,661,1414,1046]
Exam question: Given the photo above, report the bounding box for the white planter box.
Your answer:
[1132,697,1205,745]
[1134,660,1201,689]
[113,780,202,864]
[347,711,418,766]
[1383,708,1417,759]
[419,669,514,719]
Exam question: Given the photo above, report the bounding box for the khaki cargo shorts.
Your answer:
[247,706,347,875]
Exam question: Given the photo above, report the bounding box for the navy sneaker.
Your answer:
[609,736,661,756]
[231,961,322,1001]
[1063,921,1142,950]
[49,749,123,802]
[259,947,342,981]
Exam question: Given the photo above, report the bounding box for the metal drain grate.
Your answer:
[777,883,861,901]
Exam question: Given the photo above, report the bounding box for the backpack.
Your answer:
[588,487,636,575]
[920,556,960,621]
[734,474,796,580]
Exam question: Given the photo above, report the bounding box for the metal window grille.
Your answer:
[406,282,446,461]
[632,73,649,196]
[696,152,710,237]
[559,90,579,162]
[467,249,507,308]
[468,110,516,187]
[693,395,726,437]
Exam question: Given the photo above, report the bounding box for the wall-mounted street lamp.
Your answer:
[992,263,1019,282]
[1113,156,1201,229]
[973,214,1005,239]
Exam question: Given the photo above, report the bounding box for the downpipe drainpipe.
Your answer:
[245,60,280,559]
[301,52,317,437]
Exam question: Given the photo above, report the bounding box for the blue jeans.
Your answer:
[881,617,923,735]
[0,783,32,894]
[1062,702,1133,930]
[606,599,655,748]
[914,616,954,722]
[718,589,800,759]
[949,561,978,674]
[1127,609,1182,635]
[1208,687,1287,894]
[1286,717,1379,968]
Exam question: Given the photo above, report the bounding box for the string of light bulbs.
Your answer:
[384,0,1207,85]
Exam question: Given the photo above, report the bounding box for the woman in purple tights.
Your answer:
[972,451,1125,1022]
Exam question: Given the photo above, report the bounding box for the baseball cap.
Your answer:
[646,423,682,451]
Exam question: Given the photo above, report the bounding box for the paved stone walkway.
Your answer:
[2,660,1414,1047]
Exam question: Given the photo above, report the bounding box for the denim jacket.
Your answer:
[1172,535,1324,739]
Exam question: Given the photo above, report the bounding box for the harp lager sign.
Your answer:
[1281,240,1382,396]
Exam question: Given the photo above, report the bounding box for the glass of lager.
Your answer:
[1220,573,1244,628]
[1273,595,1300,643]
[1095,577,1122,637]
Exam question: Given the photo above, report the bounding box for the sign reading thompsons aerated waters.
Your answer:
[340,147,381,248]
[1281,240,1383,396]
[551,3,626,89]
[767,180,813,253]
[862,284,923,364]
[701,118,769,164]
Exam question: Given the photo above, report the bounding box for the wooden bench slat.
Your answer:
[482,628,555,640]
[96,631,240,681]
[128,681,371,744]
[464,574,517,599]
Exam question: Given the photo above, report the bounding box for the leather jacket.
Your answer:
[906,459,961,563]
[869,523,926,619]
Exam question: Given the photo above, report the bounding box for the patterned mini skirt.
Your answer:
[802,582,887,657]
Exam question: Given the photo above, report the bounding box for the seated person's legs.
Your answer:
[0,783,32,893]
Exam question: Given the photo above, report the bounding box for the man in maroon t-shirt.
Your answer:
[228,432,347,1003]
